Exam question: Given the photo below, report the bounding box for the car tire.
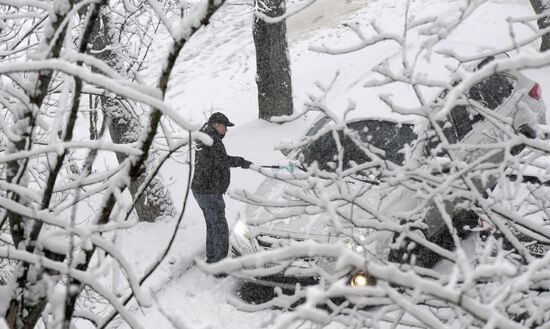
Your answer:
[388,210,478,268]
[388,228,445,268]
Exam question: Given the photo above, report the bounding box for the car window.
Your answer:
[426,73,516,153]
[468,74,516,110]
[296,120,417,171]
[442,105,482,143]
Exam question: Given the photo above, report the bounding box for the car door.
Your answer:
[420,74,518,241]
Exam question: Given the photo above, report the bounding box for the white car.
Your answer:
[230,58,548,290]
[231,116,420,289]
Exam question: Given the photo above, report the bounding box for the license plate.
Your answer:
[526,243,550,256]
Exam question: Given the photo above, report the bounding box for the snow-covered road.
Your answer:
[287,0,370,41]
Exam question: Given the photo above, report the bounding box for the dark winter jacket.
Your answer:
[191,124,246,194]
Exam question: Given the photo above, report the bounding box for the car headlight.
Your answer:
[231,220,255,256]
[342,237,365,254]
[350,272,370,287]
[233,220,250,239]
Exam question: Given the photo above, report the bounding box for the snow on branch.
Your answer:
[0,59,200,131]
[226,1,550,327]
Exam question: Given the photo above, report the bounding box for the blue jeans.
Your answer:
[193,192,228,263]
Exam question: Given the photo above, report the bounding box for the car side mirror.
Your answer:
[516,124,536,139]
[511,124,537,155]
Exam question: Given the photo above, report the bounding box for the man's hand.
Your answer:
[241,159,253,169]
[235,157,252,169]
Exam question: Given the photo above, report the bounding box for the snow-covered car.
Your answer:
[230,116,420,289]
[230,60,548,290]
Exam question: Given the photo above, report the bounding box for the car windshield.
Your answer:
[295,119,417,171]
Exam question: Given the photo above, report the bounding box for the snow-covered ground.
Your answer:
[110,0,550,328]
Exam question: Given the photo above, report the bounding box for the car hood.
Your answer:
[235,174,419,253]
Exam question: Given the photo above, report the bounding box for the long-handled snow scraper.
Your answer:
[260,162,297,173]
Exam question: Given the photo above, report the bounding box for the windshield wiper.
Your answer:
[350,175,380,185]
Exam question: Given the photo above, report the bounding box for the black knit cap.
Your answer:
[208,112,234,127]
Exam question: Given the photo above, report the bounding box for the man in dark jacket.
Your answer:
[192,112,252,266]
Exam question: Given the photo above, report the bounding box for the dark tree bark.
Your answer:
[4,3,75,327]
[253,0,294,121]
[2,0,224,327]
[89,8,176,221]
[530,0,550,51]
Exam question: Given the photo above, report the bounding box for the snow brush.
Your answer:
[260,162,296,173]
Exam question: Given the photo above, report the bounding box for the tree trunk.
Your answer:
[89,8,176,221]
[4,2,74,327]
[530,0,550,51]
[253,0,294,121]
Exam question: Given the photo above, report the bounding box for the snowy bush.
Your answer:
[0,0,224,328]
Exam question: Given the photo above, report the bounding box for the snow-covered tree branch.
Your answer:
[220,1,550,328]
[0,0,226,328]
